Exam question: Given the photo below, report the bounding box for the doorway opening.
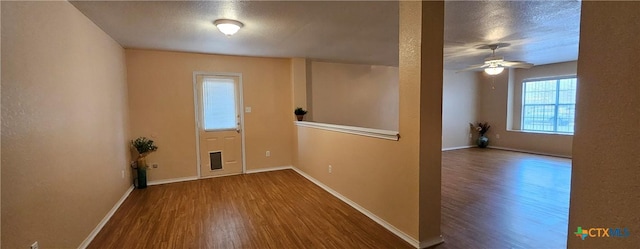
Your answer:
[193,73,246,178]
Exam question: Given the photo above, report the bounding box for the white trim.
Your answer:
[147,176,199,186]
[295,121,399,141]
[193,72,247,179]
[488,146,572,158]
[290,167,420,248]
[199,173,242,179]
[237,74,247,175]
[442,145,474,151]
[506,129,573,136]
[245,165,293,174]
[78,185,134,249]
[419,235,444,248]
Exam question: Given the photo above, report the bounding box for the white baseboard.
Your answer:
[78,185,134,249]
[148,176,199,186]
[442,145,474,151]
[420,235,444,248]
[245,165,293,174]
[488,146,572,158]
[290,167,421,248]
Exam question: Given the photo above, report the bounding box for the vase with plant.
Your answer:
[470,122,491,148]
[294,107,308,121]
[131,137,158,189]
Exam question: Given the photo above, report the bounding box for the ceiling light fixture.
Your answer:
[484,66,504,75]
[214,19,244,36]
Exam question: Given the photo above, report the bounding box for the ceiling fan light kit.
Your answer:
[459,43,534,76]
[484,66,504,75]
[214,19,244,36]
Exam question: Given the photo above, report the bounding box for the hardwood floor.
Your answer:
[434,148,571,249]
[88,170,413,249]
[90,149,570,249]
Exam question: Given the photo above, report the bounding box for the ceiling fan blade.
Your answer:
[501,61,534,69]
[456,64,487,73]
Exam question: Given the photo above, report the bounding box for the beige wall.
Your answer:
[0,2,3,246]
[126,50,293,182]
[291,58,308,111]
[310,61,399,130]
[418,1,444,243]
[442,70,479,149]
[296,127,420,239]
[568,2,640,248]
[1,2,3,246]
[294,1,443,245]
[479,63,575,157]
[1,2,130,248]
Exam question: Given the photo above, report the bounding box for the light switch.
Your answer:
[245,107,252,113]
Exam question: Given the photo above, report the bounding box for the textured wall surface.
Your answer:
[126,49,293,181]
[310,61,399,130]
[1,2,130,248]
[568,2,640,248]
[442,70,479,149]
[418,1,444,244]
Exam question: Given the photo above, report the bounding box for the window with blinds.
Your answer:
[202,77,237,131]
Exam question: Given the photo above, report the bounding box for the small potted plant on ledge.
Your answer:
[294,107,308,121]
[470,122,491,148]
[131,137,158,189]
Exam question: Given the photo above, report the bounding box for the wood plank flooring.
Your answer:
[90,148,570,249]
[88,170,413,249]
[434,148,571,249]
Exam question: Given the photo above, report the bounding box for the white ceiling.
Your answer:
[70,1,581,70]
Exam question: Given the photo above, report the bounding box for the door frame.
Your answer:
[192,71,247,178]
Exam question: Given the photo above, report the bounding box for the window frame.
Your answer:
[201,76,240,132]
[521,75,577,134]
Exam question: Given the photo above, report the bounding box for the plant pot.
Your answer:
[136,167,147,189]
[136,156,148,189]
[477,135,489,148]
[296,115,304,121]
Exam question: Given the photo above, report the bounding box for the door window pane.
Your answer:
[203,78,237,130]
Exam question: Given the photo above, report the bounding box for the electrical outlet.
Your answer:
[328,165,332,174]
[496,134,500,139]
[245,107,252,113]
[266,151,270,157]
[31,241,39,249]
[121,170,125,179]
[152,163,159,169]
[469,133,473,138]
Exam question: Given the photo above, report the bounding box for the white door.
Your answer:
[196,75,243,178]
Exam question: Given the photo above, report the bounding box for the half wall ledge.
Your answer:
[295,121,400,141]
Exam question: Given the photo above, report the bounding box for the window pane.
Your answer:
[522,105,556,132]
[203,78,237,130]
[558,78,577,104]
[522,77,577,133]
[524,80,557,104]
[556,104,575,133]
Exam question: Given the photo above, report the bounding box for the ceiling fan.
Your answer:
[459,43,534,75]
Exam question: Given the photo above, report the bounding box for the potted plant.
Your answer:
[131,137,158,189]
[470,122,491,148]
[294,107,308,121]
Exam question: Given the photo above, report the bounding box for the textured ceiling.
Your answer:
[70,1,581,69]
[70,1,398,66]
[444,1,581,70]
